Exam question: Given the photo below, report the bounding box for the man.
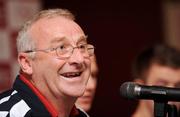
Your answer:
[0,8,95,117]
[131,44,180,117]
[76,55,99,112]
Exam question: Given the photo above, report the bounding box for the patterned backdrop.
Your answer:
[0,0,41,93]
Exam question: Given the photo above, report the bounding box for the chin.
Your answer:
[62,84,87,97]
[82,105,91,112]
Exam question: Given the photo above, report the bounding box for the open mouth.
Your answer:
[61,72,82,78]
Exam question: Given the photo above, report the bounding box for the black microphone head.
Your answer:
[120,82,180,101]
[120,82,137,99]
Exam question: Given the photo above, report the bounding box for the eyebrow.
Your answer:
[50,37,67,44]
[80,35,88,40]
[77,35,88,42]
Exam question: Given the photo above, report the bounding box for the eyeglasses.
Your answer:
[24,44,95,59]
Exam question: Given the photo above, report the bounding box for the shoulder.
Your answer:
[0,89,19,105]
[0,89,31,117]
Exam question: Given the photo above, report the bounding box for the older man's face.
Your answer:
[28,16,91,99]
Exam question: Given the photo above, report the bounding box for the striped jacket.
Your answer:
[0,75,89,117]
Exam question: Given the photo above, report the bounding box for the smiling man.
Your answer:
[0,9,94,117]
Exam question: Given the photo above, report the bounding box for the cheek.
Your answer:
[92,79,97,89]
[85,58,91,67]
[33,57,66,74]
[51,58,66,70]
[88,78,97,89]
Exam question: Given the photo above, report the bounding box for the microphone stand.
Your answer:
[154,100,178,117]
[167,104,178,117]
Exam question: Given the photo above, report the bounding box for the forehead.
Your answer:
[29,16,86,46]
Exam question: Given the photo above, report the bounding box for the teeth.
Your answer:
[61,72,81,78]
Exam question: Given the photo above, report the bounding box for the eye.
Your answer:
[79,44,86,49]
[59,45,66,50]
[57,44,70,53]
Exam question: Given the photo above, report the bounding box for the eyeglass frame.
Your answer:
[23,43,95,59]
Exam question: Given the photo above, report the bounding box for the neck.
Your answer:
[132,101,153,117]
[52,95,77,117]
[37,85,77,117]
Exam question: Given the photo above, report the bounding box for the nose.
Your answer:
[68,48,84,65]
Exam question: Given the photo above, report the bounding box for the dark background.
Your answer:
[43,0,163,116]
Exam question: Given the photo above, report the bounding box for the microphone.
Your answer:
[120,82,180,101]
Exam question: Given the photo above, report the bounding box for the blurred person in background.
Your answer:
[131,44,180,117]
[76,55,99,112]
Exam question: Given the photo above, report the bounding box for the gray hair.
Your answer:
[16,8,75,58]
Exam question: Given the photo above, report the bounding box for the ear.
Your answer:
[134,78,145,85]
[18,53,33,75]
